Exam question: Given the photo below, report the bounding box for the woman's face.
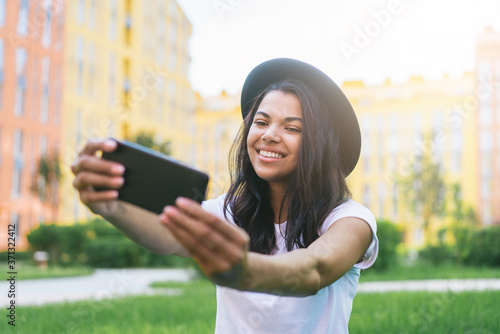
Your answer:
[247,90,303,188]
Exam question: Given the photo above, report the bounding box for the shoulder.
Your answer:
[202,193,230,220]
[320,199,376,235]
[321,199,379,269]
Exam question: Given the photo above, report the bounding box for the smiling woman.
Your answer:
[71,58,378,334]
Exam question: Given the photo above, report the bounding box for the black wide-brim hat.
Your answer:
[240,58,361,176]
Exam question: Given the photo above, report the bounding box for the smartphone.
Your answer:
[97,139,209,214]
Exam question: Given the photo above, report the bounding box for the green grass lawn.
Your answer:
[360,261,500,282]
[350,290,500,334]
[7,279,500,334]
[15,262,94,280]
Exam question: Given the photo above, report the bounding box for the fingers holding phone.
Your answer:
[71,139,125,205]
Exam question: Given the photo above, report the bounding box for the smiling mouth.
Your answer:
[259,149,284,159]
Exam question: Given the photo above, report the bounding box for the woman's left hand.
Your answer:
[159,197,250,288]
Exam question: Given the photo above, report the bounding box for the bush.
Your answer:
[369,219,403,271]
[26,224,61,262]
[419,243,454,265]
[0,250,33,262]
[84,237,145,268]
[26,219,192,268]
[461,225,500,267]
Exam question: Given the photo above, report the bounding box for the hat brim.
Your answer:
[240,58,361,176]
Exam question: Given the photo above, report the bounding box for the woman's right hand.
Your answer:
[71,139,125,215]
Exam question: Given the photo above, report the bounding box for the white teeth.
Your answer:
[259,150,283,159]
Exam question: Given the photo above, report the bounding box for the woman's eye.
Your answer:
[286,127,301,133]
[254,121,267,126]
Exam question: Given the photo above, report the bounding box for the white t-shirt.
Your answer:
[202,195,378,334]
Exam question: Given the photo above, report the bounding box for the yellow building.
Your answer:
[194,74,478,247]
[193,91,242,198]
[60,0,193,223]
[344,73,478,246]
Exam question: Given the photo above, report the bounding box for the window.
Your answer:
[477,60,492,83]
[0,38,4,111]
[89,0,96,29]
[377,116,384,172]
[0,0,5,26]
[76,109,82,146]
[30,54,39,118]
[40,57,50,123]
[42,0,52,48]
[389,114,398,155]
[362,184,371,207]
[39,135,48,156]
[108,52,116,106]
[378,182,386,218]
[55,3,64,50]
[156,18,166,65]
[76,37,84,94]
[482,204,493,225]
[109,0,117,40]
[54,65,61,125]
[451,128,462,172]
[77,0,85,25]
[17,0,29,36]
[480,131,493,152]
[168,22,178,71]
[0,125,2,166]
[14,48,28,116]
[392,183,398,219]
[168,48,177,72]
[11,129,24,197]
[479,104,493,127]
[168,80,177,121]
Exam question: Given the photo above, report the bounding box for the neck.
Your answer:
[268,182,288,224]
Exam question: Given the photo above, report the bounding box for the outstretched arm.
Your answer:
[161,197,373,296]
[72,140,189,257]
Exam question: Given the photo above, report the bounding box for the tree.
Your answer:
[32,153,62,205]
[132,131,171,155]
[397,133,446,244]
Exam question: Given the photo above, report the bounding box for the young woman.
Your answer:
[72,58,378,333]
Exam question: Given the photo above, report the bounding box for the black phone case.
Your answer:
[98,139,209,214]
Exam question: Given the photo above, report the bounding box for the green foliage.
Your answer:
[369,219,403,271]
[26,219,192,268]
[0,250,33,262]
[397,132,446,241]
[419,243,454,265]
[32,153,62,201]
[460,225,500,267]
[84,237,144,268]
[26,224,61,261]
[419,225,500,268]
[132,131,171,155]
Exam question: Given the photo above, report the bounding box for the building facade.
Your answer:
[0,0,65,250]
[194,28,500,247]
[193,91,242,198]
[59,0,194,223]
[475,27,500,226]
[344,73,478,246]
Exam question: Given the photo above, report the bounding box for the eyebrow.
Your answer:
[255,111,303,123]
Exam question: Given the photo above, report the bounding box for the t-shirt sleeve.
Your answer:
[319,200,379,269]
[202,194,229,221]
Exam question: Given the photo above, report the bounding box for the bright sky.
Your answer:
[176,0,500,97]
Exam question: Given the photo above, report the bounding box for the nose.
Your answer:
[261,125,281,143]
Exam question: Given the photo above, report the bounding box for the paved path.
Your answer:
[357,278,500,293]
[1,269,500,306]
[1,268,194,307]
